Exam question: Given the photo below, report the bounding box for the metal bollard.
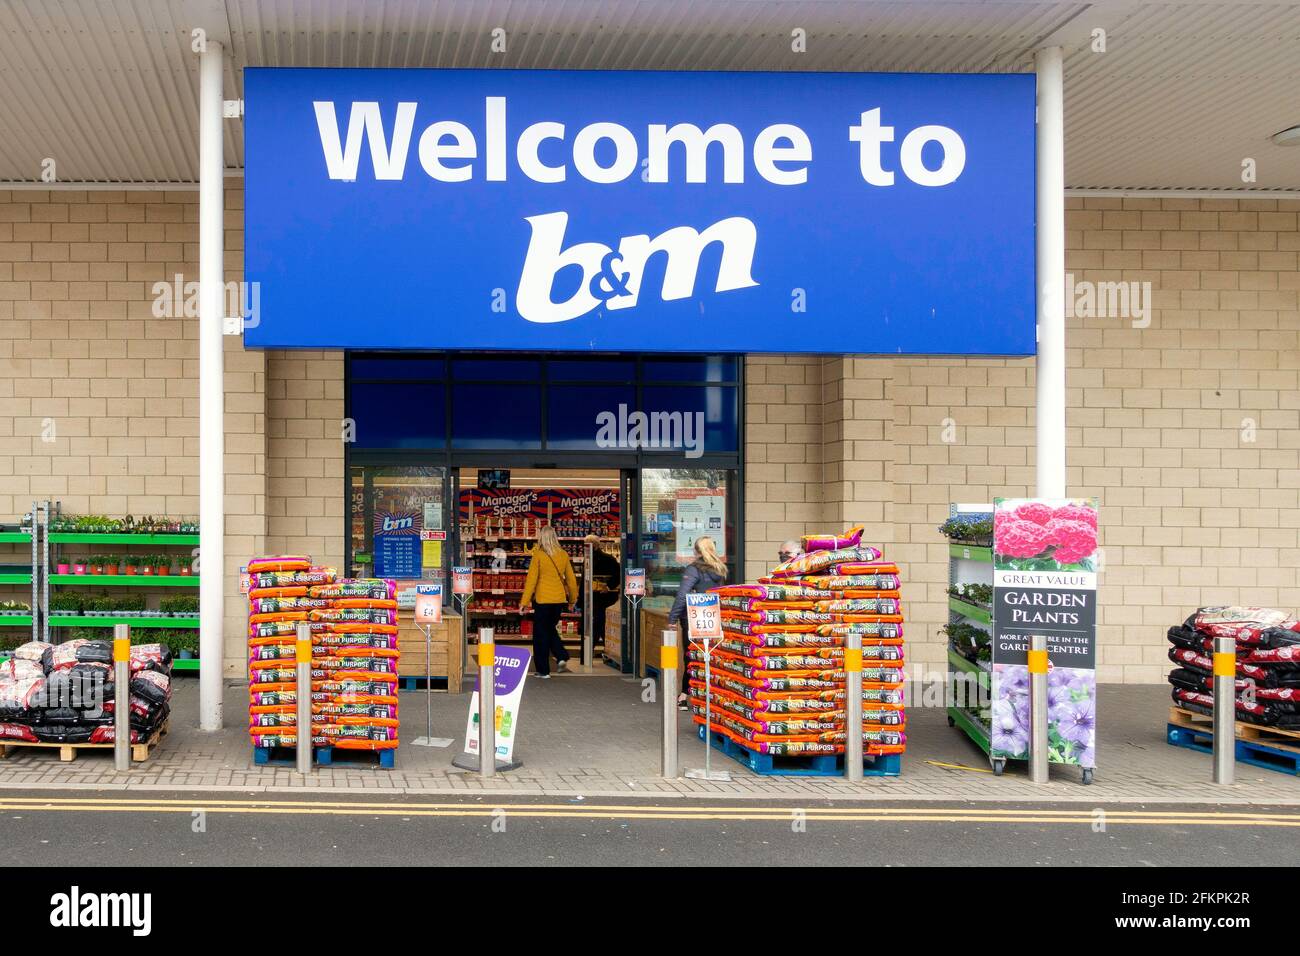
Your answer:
[844,632,863,782]
[661,628,679,779]
[295,622,312,775]
[478,627,496,778]
[1028,635,1049,783]
[1213,636,1236,785]
[113,625,130,771]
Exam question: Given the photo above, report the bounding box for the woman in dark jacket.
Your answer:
[668,535,727,710]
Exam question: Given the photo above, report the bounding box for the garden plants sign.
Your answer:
[991,498,1098,768]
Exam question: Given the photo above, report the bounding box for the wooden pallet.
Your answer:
[1167,708,1300,776]
[1168,706,1300,751]
[0,720,168,764]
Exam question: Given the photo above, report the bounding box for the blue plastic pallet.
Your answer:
[697,726,902,777]
[1166,722,1300,777]
[252,746,396,769]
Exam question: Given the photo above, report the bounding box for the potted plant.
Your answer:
[139,553,154,576]
[174,631,198,660]
[178,554,193,576]
[156,554,172,576]
[72,557,87,575]
[119,594,146,618]
[49,592,84,617]
[124,553,139,576]
[104,554,121,575]
[0,600,30,617]
[56,559,70,574]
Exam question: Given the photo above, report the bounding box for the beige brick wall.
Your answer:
[2,192,1296,683]
[745,197,1300,684]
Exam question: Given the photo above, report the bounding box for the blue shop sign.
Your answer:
[245,68,1035,355]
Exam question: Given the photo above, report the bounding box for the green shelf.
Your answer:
[172,658,200,671]
[948,542,992,562]
[48,616,199,629]
[948,596,991,624]
[50,574,198,587]
[48,533,199,546]
[0,532,32,543]
[947,648,992,689]
[947,705,991,753]
[0,573,32,585]
[0,615,33,627]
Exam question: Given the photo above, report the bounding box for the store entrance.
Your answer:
[455,467,625,671]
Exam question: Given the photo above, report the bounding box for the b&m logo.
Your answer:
[376,512,418,534]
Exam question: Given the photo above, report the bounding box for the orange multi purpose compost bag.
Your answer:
[327,598,399,610]
[249,568,338,590]
[308,580,396,600]
[308,607,398,625]
[249,596,333,614]
[713,584,837,600]
[246,556,312,574]
[770,545,883,579]
[248,586,309,601]
[800,525,864,553]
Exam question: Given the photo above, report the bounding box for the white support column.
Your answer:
[199,41,225,731]
[1035,45,1066,499]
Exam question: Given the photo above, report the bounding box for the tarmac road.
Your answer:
[0,789,1295,867]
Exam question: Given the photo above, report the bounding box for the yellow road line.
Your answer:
[2,801,1299,826]
[1,795,1299,820]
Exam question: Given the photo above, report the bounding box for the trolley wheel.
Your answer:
[991,758,1007,776]
[1081,768,1094,786]
[947,715,956,727]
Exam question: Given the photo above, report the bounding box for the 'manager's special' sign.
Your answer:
[244,69,1034,354]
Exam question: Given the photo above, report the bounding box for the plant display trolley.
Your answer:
[942,504,999,769]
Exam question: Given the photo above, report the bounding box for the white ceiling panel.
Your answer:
[0,0,1295,189]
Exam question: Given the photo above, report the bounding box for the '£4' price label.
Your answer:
[686,592,722,641]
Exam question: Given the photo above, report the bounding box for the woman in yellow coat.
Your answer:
[519,524,579,678]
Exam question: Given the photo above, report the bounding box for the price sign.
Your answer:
[451,566,474,595]
[414,584,444,624]
[624,568,646,597]
[685,592,722,640]
[239,568,252,595]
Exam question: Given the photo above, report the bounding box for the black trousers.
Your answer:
[531,602,569,675]
[591,590,619,643]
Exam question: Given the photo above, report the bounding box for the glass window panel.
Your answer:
[639,385,738,453]
[641,356,738,382]
[451,357,542,381]
[349,465,446,582]
[349,382,446,448]
[547,358,636,382]
[452,383,542,448]
[638,468,735,615]
[348,355,443,380]
[546,384,637,449]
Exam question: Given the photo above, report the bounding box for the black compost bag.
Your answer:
[28,723,98,744]
[1166,625,1201,650]
[129,671,170,706]
[75,641,113,665]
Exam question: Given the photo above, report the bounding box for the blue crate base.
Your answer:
[252,745,396,769]
[1166,722,1300,777]
[697,725,901,777]
[399,676,449,691]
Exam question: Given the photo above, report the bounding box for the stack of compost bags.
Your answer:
[246,556,400,753]
[687,525,906,763]
[1167,606,1300,729]
[0,639,172,745]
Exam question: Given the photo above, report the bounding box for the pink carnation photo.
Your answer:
[993,498,1098,571]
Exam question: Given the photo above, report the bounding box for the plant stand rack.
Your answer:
[944,503,1000,770]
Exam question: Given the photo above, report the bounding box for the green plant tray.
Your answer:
[0,532,32,543]
[0,615,33,627]
[948,543,992,563]
[48,616,199,629]
[48,533,199,546]
[49,574,199,587]
[947,648,992,688]
[948,596,991,624]
[947,705,992,753]
[0,573,32,585]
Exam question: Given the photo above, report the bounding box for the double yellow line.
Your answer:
[2,796,1299,826]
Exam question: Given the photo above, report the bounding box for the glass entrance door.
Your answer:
[637,468,738,623]
[347,464,448,584]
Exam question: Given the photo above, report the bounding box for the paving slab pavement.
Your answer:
[1,672,1297,805]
